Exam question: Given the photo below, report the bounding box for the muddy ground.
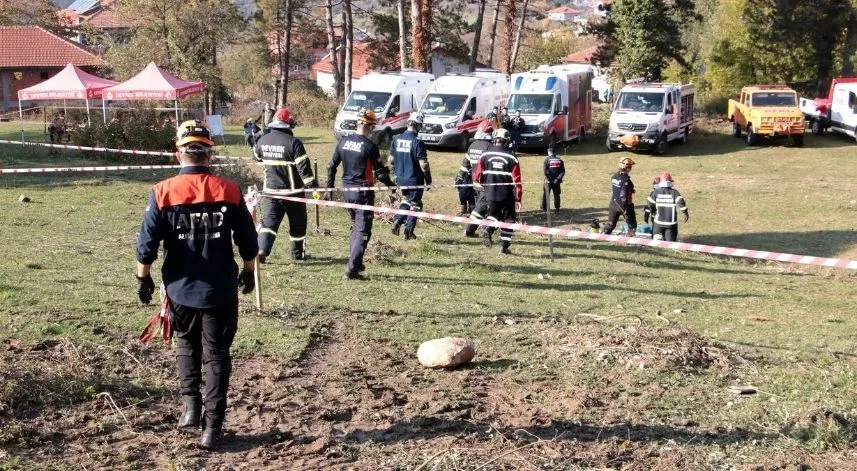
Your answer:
[2,313,856,470]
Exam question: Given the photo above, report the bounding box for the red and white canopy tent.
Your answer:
[16,62,118,127]
[101,62,204,124]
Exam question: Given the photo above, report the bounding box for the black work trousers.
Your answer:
[345,190,374,275]
[605,203,637,233]
[258,197,308,258]
[465,190,489,235]
[170,298,238,427]
[653,224,678,242]
[541,182,561,211]
[485,199,517,248]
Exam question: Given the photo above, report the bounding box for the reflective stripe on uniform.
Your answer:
[289,235,306,241]
[262,160,296,166]
[302,176,315,184]
[294,155,309,164]
[260,228,277,236]
[483,170,513,177]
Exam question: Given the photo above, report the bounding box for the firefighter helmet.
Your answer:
[407,112,425,126]
[176,119,214,148]
[492,128,510,142]
[269,107,294,129]
[661,171,673,182]
[357,108,377,125]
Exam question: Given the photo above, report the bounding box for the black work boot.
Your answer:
[499,242,512,255]
[257,253,267,264]
[459,205,468,216]
[290,241,308,261]
[403,228,416,240]
[482,230,493,247]
[178,395,201,428]
[200,416,224,450]
[391,222,401,236]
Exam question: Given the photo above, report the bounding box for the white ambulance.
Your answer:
[506,64,593,149]
[416,70,510,150]
[334,70,435,147]
[606,81,695,155]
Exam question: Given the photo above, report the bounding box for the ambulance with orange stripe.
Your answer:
[334,70,435,147]
[417,70,510,150]
[507,64,594,150]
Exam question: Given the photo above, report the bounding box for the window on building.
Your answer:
[13,72,22,80]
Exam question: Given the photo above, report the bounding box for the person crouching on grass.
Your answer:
[135,119,258,450]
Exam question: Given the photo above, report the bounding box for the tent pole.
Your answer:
[18,99,24,144]
[63,99,67,116]
[175,99,179,124]
[85,99,91,126]
[102,99,107,124]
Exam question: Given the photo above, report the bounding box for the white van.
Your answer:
[801,78,857,139]
[607,81,695,155]
[334,70,435,146]
[416,70,509,150]
[506,64,593,149]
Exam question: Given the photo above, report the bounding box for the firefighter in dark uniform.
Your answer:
[645,171,689,242]
[135,120,258,450]
[390,112,432,240]
[642,176,661,225]
[540,147,565,214]
[473,128,523,254]
[254,108,317,263]
[601,157,637,237]
[463,121,493,237]
[326,108,395,280]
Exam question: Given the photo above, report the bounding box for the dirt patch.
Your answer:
[0,322,852,470]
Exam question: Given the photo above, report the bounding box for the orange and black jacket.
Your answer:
[136,166,258,309]
[326,134,394,188]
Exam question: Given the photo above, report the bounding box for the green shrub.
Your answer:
[69,108,175,164]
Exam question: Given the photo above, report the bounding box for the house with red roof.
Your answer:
[311,42,380,96]
[58,0,135,46]
[0,26,106,109]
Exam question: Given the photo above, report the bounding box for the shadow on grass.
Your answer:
[371,273,758,298]
[518,207,608,227]
[685,230,857,259]
[342,416,770,447]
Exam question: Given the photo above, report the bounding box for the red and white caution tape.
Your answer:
[264,181,535,195]
[0,139,255,162]
[1,163,236,174]
[262,192,857,271]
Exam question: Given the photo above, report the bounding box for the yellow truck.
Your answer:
[727,85,805,147]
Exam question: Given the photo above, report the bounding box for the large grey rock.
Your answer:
[417,337,475,369]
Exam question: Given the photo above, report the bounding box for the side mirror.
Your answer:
[557,105,568,116]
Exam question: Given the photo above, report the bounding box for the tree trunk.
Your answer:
[398,0,407,69]
[499,0,515,74]
[509,0,527,72]
[487,0,501,68]
[275,1,284,105]
[469,0,487,71]
[420,0,432,73]
[339,9,346,97]
[325,0,342,98]
[344,0,354,97]
[411,0,425,70]
[279,0,293,106]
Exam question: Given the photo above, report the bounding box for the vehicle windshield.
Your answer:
[751,92,797,107]
[342,91,392,113]
[420,94,468,116]
[615,92,665,112]
[506,94,554,114]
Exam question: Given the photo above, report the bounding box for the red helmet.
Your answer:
[661,171,673,182]
[652,176,661,185]
[478,120,492,133]
[273,107,291,122]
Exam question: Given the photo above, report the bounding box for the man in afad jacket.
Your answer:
[389,112,432,240]
[254,108,317,262]
[540,147,565,214]
[326,108,396,279]
[135,120,258,450]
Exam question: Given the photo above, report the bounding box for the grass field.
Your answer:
[1,115,857,469]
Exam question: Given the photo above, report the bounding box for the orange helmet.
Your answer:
[269,107,294,129]
[661,171,673,182]
[176,119,214,148]
[357,108,377,125]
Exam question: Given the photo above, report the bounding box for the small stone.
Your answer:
[18,194,31,203]
[504,318,515,325]
[673,309,684,314]
[417,337,476,369]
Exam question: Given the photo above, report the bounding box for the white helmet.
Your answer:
[492,128,510,142]
[408,112,425,126]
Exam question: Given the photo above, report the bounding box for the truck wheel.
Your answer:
[605,136,616,152]
[746,125,758,146]
[732,122,742,138]
[811,119,824,136]
[457,132,470,151]
[654,134,669,155]
[792,134,804,147]
[378,129,392,149]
